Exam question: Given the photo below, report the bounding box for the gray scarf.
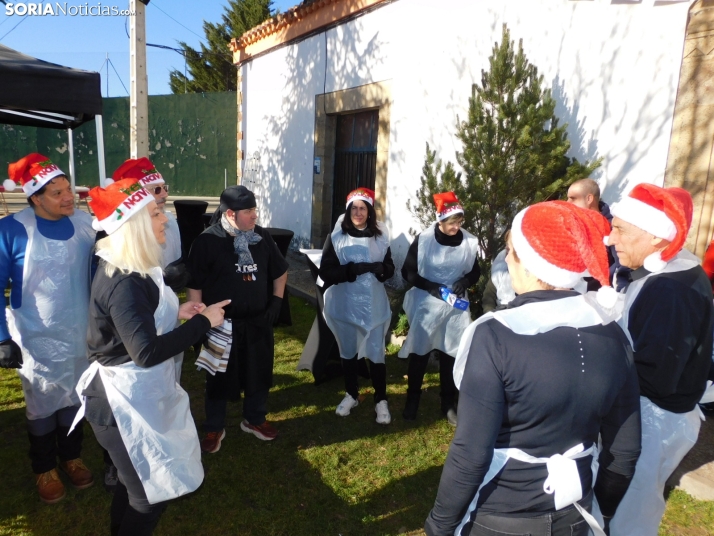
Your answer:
[221,213,262,267]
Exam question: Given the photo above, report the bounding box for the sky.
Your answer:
[0,0,297,96]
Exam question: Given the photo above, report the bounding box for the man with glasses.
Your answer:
[111,158,183,276]
[186,185,288,452]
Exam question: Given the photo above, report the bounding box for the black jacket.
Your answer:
[82,264,211,425]
[425,291,641,535]
[627,265,713,413]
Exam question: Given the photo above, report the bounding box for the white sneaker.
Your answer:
[336,394,359,416]
[375,400,391,424]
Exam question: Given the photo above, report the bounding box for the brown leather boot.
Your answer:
[36,469,66,504]
[59,458,94,489]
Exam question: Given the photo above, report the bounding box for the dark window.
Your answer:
[332,109,378,226]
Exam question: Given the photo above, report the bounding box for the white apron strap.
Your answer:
[454,444,605,536]
[68,361,101,434]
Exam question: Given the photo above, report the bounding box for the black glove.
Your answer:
[451,277,470,297]
[426,282,443,300]
[368,262,385,277]
[0,339,23,369]
[264,297,283,326]
[352,263,374,276]
[163,261,190,292]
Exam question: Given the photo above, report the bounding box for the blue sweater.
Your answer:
[0,213,76,341]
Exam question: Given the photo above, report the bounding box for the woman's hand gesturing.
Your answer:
[201,299,232,328]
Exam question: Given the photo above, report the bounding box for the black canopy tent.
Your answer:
[0,44,106,189]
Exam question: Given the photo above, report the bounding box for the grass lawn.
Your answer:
[0,296,711,535]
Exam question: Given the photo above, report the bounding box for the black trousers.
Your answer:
[203,388,269,432]
[406,350,457,408]
[90,423,168,536]
[469,492,593,536]
[342,357,387,403]
[26,405,83,474]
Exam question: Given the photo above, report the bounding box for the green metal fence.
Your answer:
[0,92,237,197]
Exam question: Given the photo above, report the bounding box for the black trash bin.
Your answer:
[173,200,208,259]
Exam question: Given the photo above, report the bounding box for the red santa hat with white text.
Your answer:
[609,183,693,273]
[433,191,464,221]
[109,157,164,188]
[511,200,617,307]
[5,153,66,196]
[88,178,154,234]
[346,187,375,207]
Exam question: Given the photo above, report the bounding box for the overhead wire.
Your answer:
[149,0,205,41]
[0,15,27,41]
[108,58,130,96]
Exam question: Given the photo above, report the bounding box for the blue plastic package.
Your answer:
[439,286,469,311]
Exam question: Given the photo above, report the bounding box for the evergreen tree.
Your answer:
[408,24,599,313]
[406,143,464,237]
[169,0,273,94]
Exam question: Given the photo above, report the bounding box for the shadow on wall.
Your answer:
[249,17,387,250]
[552,74,600,184]
[566,15,678,204]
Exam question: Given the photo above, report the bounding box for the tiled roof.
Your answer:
[229,0,388,64]
[234,0,327,49]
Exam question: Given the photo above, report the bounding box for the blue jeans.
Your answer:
[469,492,592,536]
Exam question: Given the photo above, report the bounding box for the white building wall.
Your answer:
[241,0,692,261]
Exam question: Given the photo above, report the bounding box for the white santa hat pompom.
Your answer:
[643,252,667,273]
[3,179,16,192]
[596,285,618,309]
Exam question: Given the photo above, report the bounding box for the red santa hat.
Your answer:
[511,201,616,307]
[111,157,164,188]
[433,191,464,221]
[88,178,155,234]
[346,187,375,208]
[5,153,66,196]
[610,183,693,272]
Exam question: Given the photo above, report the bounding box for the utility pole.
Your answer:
[129,0,149,158]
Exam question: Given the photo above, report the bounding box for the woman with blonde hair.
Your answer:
[71,178,229,536]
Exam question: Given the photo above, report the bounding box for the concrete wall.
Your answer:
[239,0,692,262]
[1,92,237,197]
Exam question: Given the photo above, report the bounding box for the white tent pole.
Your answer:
[67,128,76,195]
[95,114,107,184]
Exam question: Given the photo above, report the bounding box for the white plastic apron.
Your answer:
[454,292,622,390]
[609,250,702,536]
[608,397,699,536]
[323,215,391,363]
[7,208,94,420]
[161,211,182,268]
[399,226,478,358]
[160,212,184,381]
[454,443,605,536]
[72,262,203,504]
[490,248,516,306]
